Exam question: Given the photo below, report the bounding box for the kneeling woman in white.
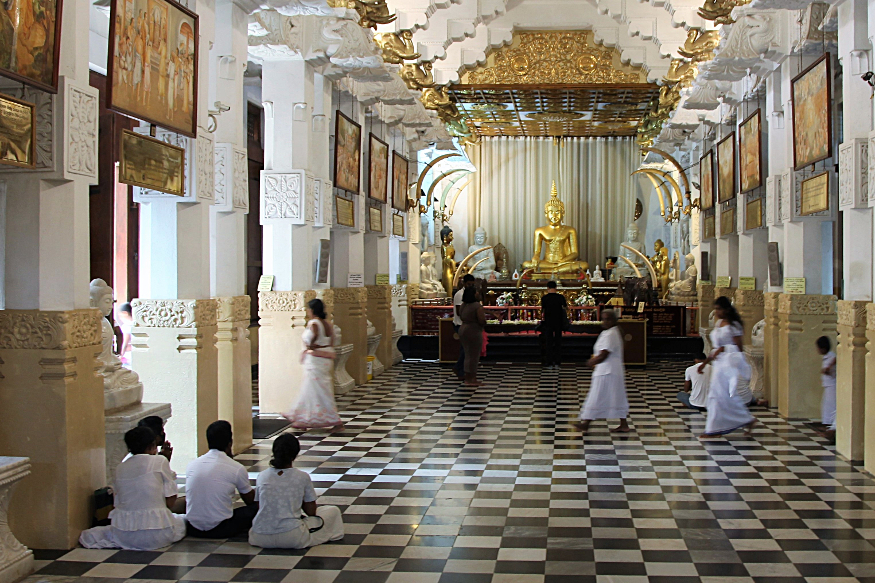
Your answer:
[80,426,186,550]
[249,433,344,549]
[575,309,630,434]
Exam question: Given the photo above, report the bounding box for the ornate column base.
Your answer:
[367,285,394,371]
[333,288,369,385]
[0,309,105,549]
[216,297,253,455]
[106,402,172,486]
[406,284,420,335]
[334,344,355,395]
[0,458,33,583]
[763,292,781,408]
[777,294,837,419]
[257,292,309,416]
[714,287,736,302]
[735,289,764,346]
[697,284,715,330]
[837,301,867,463]
[368,334,384,377]
[131,299,219,474]
[392,329,403,365]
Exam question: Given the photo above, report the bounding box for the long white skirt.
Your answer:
[822,381,837,427]
[249,505,345,549]
[580,373,629,420]
[704,352,754,435]
[79,514,186,550]
[285,352,342,429]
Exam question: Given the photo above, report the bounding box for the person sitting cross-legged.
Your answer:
[249,433,344,549]
[79,426,186,550]
[185,420,258,538]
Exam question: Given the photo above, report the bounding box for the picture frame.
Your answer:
[791,53,832,170]
[0,0,63,93]
[368,133,389,202]
[334,111,361,194]
[0,93,36,168]
[703,214,715,239]
[368,205,382,232]
[721,207,736,236]
[717,132,736,204]
[699,150,714,210]
[119,129,185,196]
[335,195,355,227]
[392,152,409,212]
[800,171,830,215]
[393,213,404,237]
[739,109,762,193]
[746,197,763,230]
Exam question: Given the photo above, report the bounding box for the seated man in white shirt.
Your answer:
[185,420,257,538]
[678,353,710,412]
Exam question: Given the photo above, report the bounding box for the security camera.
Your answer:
[213,101,231,113]
[862,71,875,88]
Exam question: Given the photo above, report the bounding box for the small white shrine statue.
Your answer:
[591,265,604,282]
[467,227,499,280]
[419,252,446,298]
[90,278,144,412]
[667,253,698,301]
[751,319,765,348]
[613,223,647,278]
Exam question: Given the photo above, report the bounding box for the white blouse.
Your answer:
[110,454,178,531]
[593,326,624,377]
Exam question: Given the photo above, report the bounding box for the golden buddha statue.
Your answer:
[522,181,588,277]
[440,225,456,295]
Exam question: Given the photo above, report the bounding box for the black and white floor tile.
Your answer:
[25,360,875,583]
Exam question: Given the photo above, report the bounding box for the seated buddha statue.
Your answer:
[522,181,588,277]
[613,223,647,279]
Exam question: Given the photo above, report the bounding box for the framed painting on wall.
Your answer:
[720,207,736,236]
[699,150,714,210]
[703,214,715,239]
[791,53,832,170]
[392,152,409,212]
[746,197,763,229]
[368,133,388,203]
[334,111,361,194]
[0,93,36,168]
[107,0,199,137]
[119,129,185,196]
[717,133,736,203]
[0,0,63,93]
[800,171,830,215]
[739,109,762,193]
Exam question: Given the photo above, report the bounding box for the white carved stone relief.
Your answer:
[233,148,249,211]
[261,170,309,223]
[868,130,875,208]
[321,179,334,227]
[196,133,215,202]
[766,175,781,226]
[839,138,868,210]
[305,172,316,224]
[215,145,230,208]
[64,82,99,182]
[779,170,791,223]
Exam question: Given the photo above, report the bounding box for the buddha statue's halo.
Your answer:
[544,181,565,215]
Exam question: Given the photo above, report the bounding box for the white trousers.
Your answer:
[249,506,344,549]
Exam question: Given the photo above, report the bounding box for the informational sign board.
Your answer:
[316,240,331,284]
[739,277,756,290]
[375,274,390,285]
[784,277,806,294]
[716,276,732,288]
[257,275,275,292]
[348,273,364,287]
[399,252,408,283]
[768,242,782,286]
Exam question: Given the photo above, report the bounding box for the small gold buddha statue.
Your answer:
[440,225,456,295]
[522,181,588,277]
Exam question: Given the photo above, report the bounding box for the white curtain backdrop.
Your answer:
[466,137,642,271]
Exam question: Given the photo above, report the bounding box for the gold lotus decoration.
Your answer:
[526,111,586,122]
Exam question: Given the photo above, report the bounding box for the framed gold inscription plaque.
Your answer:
[368,205,382,232]
[0,93,36,168]
[800,171,830,215]
[703,215,715,239]
[336,195,355,227]
[721,207,736,236]
[119,130,185,196]
[393,213,404,237]
[746,198,763,230]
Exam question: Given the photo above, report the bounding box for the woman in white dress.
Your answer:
[283,299,344,432]
[80,426,186,550]
[700,296,756,437]
[817,336,837,438]
[574,309,630,434]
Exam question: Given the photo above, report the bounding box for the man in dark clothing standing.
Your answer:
[540,280,568,368]
[453,274,477,380]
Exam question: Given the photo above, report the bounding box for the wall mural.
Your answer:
[700,149,714,210]
[792,53,832,170]
[368,133,388,203]
[0,0,63,93]
[739,109,762,193]
[334,111,361,194]
[392,152,408,212]
[717,132,736,204]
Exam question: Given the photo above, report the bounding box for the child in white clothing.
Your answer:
[816,336,837,441]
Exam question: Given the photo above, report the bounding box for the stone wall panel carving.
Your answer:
[0,309,102,350]
[837,300,868,328]
[214,145,229,208]
[233,148,249,211]
[217,296,252,322]
[132,299,218,328]
[734,289,764,307]
[766,175,781,226]
[333,287,367,305]
[259,291,308,313]
[261,171,306,223]
[64,82,99,182]
[839,139,867,210]
[196,133,215,202]
[867,303,875,331]
[777,294,836,315]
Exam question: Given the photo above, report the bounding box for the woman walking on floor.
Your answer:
[283,299,344,433]
[574,309,630,434]
[699,296,756,438]
[458,286,487,386]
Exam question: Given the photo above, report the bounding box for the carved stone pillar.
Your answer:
[697,284,715,330]
[367,333,384,377]
[0,457,33,583]
[333,288,369,385]
[392,330,404,365]
[406,283,420,334]
[763,292,781,408]
[836,300,867,462]
[216,296,252,455]
[258,291,310,415]
[391,284,409,336]
[334,345,355,395]
[777,294,837,419]
[367,285,393,371]
[131,300,219,474]
[0,310,105,550]
[714,287,736,303]
[866,304,875,474]
[735,289,764,345]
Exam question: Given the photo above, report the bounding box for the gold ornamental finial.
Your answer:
[545,180,565,215]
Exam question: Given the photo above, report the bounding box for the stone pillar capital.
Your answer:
[777,294,837,316]
[131,299,219,328]
[333,287,368,306]
[714,287,736,301]
[837,300,869,330]
[734,289,764,307]
[763,291,781,313]
[0,309,102,350]
[259,291,311,315]
[217,296,252,323]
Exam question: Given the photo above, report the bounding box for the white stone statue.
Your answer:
[751,319,765,348]
[592,265,604,282]
[467,227,499,280]
[680,215,691,255]
[367,319,376,337]
[90,278,144,412]
[333,324,342,346]
[667,253,698,301]
[420,214,429,252]
[613,223,647,278]
[419,252,446,298]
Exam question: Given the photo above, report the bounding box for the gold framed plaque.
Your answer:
[721,207,736,236]
[368,205,382,232]
[119,129,185,196]
[700,150,714,210]
[746,197,763,230]
[393,213,404,237]
[703,214,715,239]
[368,133,388,202]
[107,0,199,137]
[0,0,63,93]
[792,53,832,170]
[717,132,736,203]
[739,109,762,193]
[0,93,36,168]
[334,111,361,193]
[335,195,355,227]
[800,171,830,215]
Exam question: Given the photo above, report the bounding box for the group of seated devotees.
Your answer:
[80,419,344,550]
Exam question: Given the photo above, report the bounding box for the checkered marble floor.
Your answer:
[25,360,875,583]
